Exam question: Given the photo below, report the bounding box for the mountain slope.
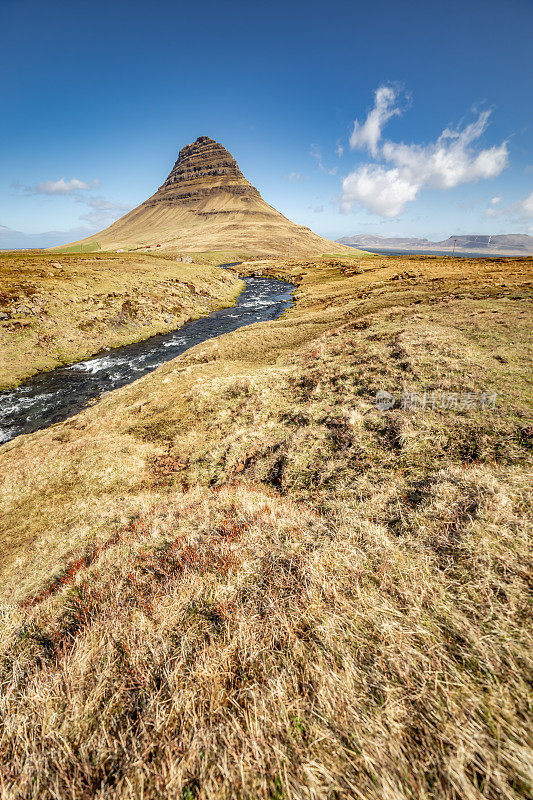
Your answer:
[68,137,355,257]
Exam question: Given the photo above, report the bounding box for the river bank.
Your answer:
[0,251,243,390]
[0,276,292,443]
[0,253,532,799]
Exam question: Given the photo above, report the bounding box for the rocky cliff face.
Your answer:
[147,136,260,206]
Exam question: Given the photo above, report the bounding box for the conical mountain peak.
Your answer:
[68,135,353,256]
[150,136,260,206]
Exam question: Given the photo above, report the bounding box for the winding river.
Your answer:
[0,275,293,444]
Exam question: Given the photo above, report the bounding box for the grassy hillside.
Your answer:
[0,251,242,390]
[0,255,532,799]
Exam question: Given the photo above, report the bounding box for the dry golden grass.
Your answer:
[0,251,242,390]
[66,183,361,257]
[0,255,532,799]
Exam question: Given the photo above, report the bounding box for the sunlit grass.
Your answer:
[0,251,242,389]
[0,254,531,798]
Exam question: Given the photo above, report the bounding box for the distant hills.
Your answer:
[0,225,90,250]
[337,233,533,256]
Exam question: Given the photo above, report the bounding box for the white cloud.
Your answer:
[350,85,402,157]
[341,88,509,217]
[380,115,508,190]
[31,177,100,195]
[341,166,419,218]
[335,143,344,158]
[489,196,502,205]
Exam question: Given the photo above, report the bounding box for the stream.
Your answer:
[0,275,293,444]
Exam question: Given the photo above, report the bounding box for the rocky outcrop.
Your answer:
[148,136,260,206]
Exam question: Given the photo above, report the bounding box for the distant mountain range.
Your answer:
[0,225,93,250]
[337,233,533,256]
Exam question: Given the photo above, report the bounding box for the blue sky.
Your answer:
[1,0,532,247]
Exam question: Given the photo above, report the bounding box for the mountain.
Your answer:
[338,233,533,256]
[0,225,92,250]
[68,137,354,257]
[434,235,533,253]
[338,234,433,249]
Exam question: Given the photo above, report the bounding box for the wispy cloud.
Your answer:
[78,196,131,228]
[519,191,533,218]
[85,197,126,211]
[17,177,101,195]
[349,85,404,157]
[486,190,533,227]
[341,86,509,218]
[13,177,129,230]
[283,172,303,183]
[310,144,338,175]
